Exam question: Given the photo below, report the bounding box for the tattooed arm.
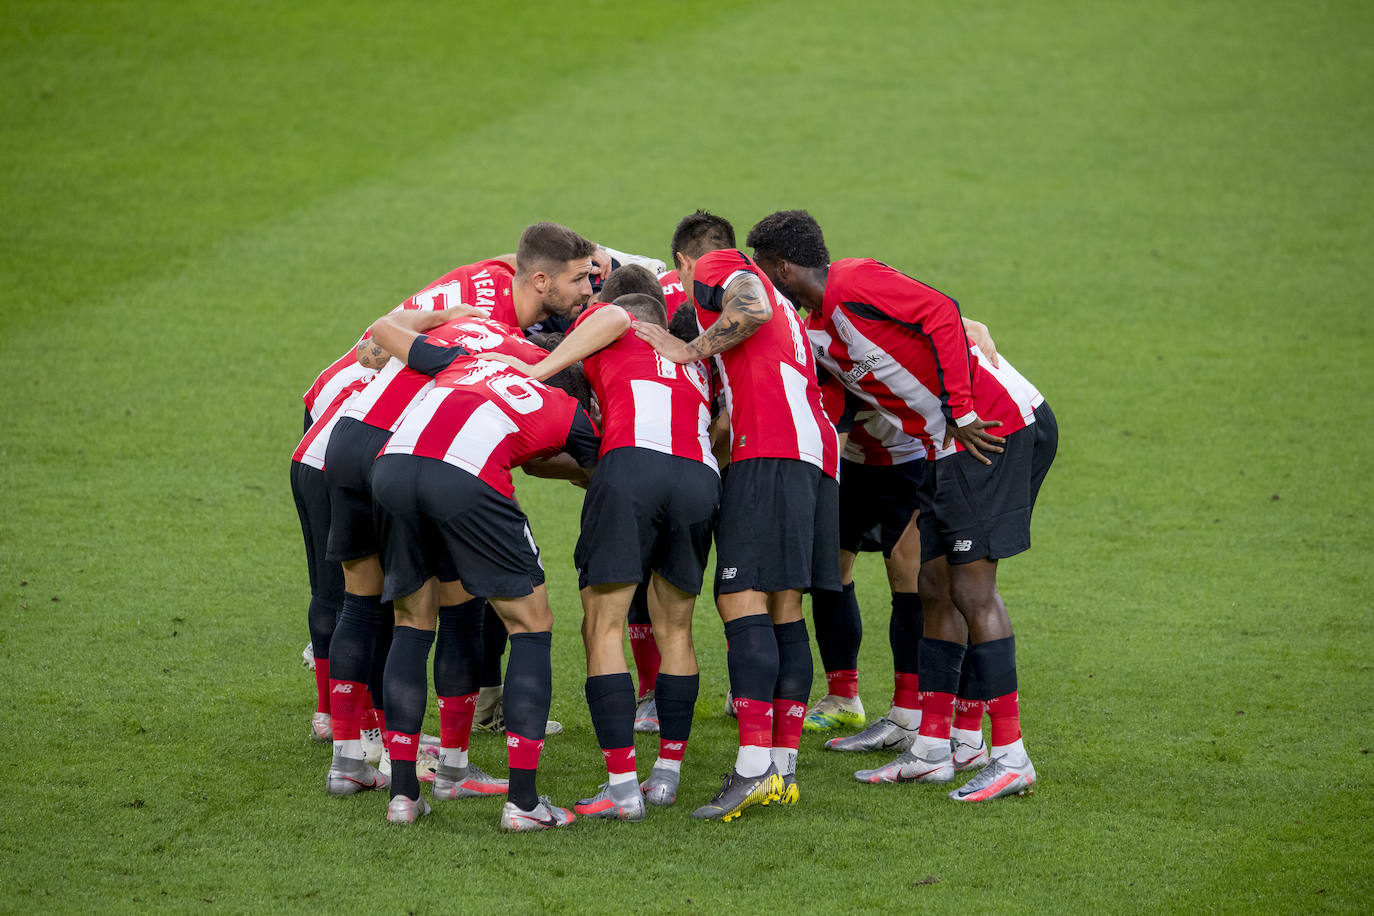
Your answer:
[634,273,772,365]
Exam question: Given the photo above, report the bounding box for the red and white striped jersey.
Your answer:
[380,355,599,498]
[302,352,373,422]
[844,409,926,467]
[293,378,369,469]
[692,249,839,477]
[301,259,515,417]
[574,302,717,470]
[815,258,1042,460]
[659,269,689,313]
[400,258,519,329]
[340,260,531,432]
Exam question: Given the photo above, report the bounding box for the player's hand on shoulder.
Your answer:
[634,321,694,364]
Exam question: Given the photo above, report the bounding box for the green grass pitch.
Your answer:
[2,0,1372,911]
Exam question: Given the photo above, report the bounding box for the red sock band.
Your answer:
[917,691,956,740]
[506,732,545,771]
[388,731,419,763]
[988,691,1022,747]
[771,700,807,750]
[437,692,478,751]
[733,696,774,747]
[953,697,985,731]
[602,746,637,776]
[893,672,920,710]
[328,679,367,741]
[825,669,859,699]
[359,707,377,731]
[314,658,331,715]
[628,625,660,696]
[658,737,687,762]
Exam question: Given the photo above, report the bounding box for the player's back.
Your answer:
[576,302,716,471]
[383,355,579,498]
[691,249,837,475]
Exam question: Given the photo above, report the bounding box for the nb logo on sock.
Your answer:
[393,735,413,745]
[664,742,684,752]
[332,684,354,694]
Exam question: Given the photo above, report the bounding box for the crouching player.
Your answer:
[364,315,601,830]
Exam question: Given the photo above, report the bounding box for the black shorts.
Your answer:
[837,458,924,557]
[713,457,842,596]
[371,454,545,602]
[917,402,1058,565]
[323,417,392,562]
[290,459,343,603]
[574,448,720,594]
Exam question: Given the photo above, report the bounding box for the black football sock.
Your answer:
[810,582,862,674]
[889,591,924,678]
[434,598,485,699]
[504,631,552,810]
[654,673,699,744]
[585,673,636,753]
[772,620,813,704]
[479,602,507,688]
[367,603,394,716]
[329,592,384,685]
[382,626,435,800]
[723,614,779,703]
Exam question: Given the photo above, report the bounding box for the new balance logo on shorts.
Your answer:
[721,567,738,580]
[953,539,973,552]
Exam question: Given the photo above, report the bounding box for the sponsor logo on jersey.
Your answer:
[953,539,973,552]
[721,567,738,580]
[842,352,884,386]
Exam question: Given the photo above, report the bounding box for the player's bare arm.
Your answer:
[962,317,999,368]
[355,305,481,367]
[484,305,631,381]
[635,274,772,364]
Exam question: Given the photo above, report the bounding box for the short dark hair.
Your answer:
[668,302,699,344]
[613,293,667,327]
[745,210,830,269]
[516,222,597,278]
[671,210,736,261]
[595,264,665,306]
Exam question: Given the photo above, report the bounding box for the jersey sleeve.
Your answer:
[692,249,756,314]
[848,262,977,423]
[562,406,602,468]
[407,336,470,377]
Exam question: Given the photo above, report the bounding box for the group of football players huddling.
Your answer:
[289,210,1057,831]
